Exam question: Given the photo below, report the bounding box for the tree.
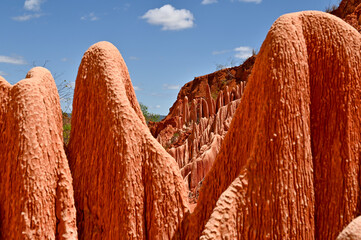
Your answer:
[140,103,160,123]
[30,61,74,144]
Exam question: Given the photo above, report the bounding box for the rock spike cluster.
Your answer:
[67,41,189,239]
[0,68,77,239]
[158,78,247,193]
[184,11,361,239]
[168,98,242,191]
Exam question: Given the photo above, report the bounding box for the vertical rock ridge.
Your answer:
[67,41,189,239]
[185,11,361,239]
[0,67,77,239]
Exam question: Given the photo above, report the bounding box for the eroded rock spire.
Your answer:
[0,68,77,239]
[185,11,361,239]
[67,41,189,239]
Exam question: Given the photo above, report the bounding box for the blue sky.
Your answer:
[1,0,340,114]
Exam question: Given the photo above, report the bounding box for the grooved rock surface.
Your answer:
[169,97,242,192]
[149,56,255,139]
[185,11,361,240]
[0,68,77,239]
[67,41,189,239]
[147,42,254,200]
[151,77,247,199]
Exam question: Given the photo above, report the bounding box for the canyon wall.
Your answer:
[150,58,253,198]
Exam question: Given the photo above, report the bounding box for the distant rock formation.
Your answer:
[150,56,255,139]
[331,0,361,32]
[149,56,253,198]
[184,11,361,239]
[0,68,77,239]
[168,84,246,192]
[67,41,189,239]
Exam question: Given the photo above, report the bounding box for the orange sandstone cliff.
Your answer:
[67,41,189,239]
[184,11,361,239]
[0,68,77,239]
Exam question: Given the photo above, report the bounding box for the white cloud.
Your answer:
[61,58,68,62]
[0,71,8,76]
[81,13,99,21]
[12,13,43,21]
[155,105,161,108]
[234,0,262,3]
[202,0,218,4]
[163,84,180,90]
[141,5,194,31]
[0,55,27,65]
[234,46,252,59]
[134,86,142,91]
[24,0,45,11]
[212,50,230,55]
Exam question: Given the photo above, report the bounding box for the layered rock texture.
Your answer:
[150,56,255,140]
[184,11,361,239]
[67,41,189,239]
[331,0,361,32]
[148,0,361,204]
[167,84,246,193]
[149,57,254,198]
[0,68,77,239]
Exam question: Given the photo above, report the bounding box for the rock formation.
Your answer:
[150,56,255,139]
[149,58,251,198]
[67,41,189,239]
[184,11,361,239]
[168,96,243,192]
[147,0,361,206]
[331,0,361,32]
[0,68,77,239]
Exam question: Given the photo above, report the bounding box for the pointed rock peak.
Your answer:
[186,11,361,239]
[81,41,146,125]
[68,41,189,239]
[0,67,77,239]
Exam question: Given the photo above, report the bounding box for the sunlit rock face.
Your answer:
[67,41,189,239]
[2,6,361,240]
[184,11,361,240]
[0,68,77,239]
[150,59,251,199]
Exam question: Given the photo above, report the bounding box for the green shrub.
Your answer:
[62,112,71,145]
[140,103,160,123]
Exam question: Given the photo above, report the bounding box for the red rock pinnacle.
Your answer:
[67,41,189,239]
[0,68,77,239]
[185,11,361,239]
